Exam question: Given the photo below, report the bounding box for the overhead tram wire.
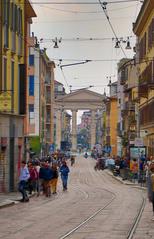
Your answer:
[37,3,139,14]
[98,0,128,58]
[59,66,70,91]
[29,1,142,5]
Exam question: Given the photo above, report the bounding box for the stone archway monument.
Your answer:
[54,89,105,151]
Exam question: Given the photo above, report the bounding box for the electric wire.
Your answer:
[29,0,142,5]
[59,66,70,90]
[98,0,128,58]
[37,3,139,14]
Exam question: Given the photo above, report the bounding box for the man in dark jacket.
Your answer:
[60,161,70,191]
[39,162,53,197]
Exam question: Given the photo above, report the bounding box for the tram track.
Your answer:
[59,189,116,239]
[59,159,146,239]
[126,195,146,239]
[59,187,146,239]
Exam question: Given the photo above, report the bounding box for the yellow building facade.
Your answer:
[0,0,36,192]
[105,82,118,156]
[133,0,154,157]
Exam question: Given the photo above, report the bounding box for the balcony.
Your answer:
[120,69,128,85]
[139,62,154,97]
[45,75,51,85]
[46,116,51,124]
[140,100,154,126]
[46,92,51,104]
[122,102,135,112]
[106,127,110,135]
[117,122,123,137]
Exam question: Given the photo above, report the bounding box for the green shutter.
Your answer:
[10,2,13,30]
[6,0,10,26]
[15,4,17,32]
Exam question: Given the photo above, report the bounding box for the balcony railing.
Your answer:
[120,69,128,85]
[139,62,154,97]
[45,75,51,85]
[122,102,135,111]
[140,100,154,126]
[46,117,51,124]
[46,93,51,104]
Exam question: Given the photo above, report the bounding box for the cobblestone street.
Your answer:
[0,156,151,239]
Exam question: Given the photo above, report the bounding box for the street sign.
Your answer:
[103,145,112,153]
[49,144,54,153]
[134,138,144,147]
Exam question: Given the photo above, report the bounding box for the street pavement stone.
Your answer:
[0,156,152,239]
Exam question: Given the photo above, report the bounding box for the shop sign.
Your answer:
[0,92,11,112]
[134,138,144,147]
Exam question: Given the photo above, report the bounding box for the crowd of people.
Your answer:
[18,152,73,202]
[18,148,154,219]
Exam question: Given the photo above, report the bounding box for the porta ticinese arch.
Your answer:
[54,89,105,151]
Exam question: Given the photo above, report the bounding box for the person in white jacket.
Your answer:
[18,161,30,202]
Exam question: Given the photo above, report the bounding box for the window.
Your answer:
[3,1,10,48]
[3,58,7,91]
[29,55,34,66]
[11,61,14,112]
[29,104,35,124]
[29,75,34,96]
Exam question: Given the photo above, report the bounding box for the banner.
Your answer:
[0,92,11,112]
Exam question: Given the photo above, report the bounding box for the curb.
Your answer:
[0,201,15,209]
[106,170,147,191]
[0,192,36,209]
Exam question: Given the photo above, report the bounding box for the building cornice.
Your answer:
[133,0,154,36]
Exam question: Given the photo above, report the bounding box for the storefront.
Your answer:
[0,114,24,192]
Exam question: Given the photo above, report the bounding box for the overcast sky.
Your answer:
[31,0,142,122]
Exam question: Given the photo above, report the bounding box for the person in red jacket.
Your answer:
[28,163,39,194]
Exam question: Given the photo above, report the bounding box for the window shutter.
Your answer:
[17,7,20,34]
[152,18,154,43]
[29,55,34,66]
[10,3,13,30]
[19,64,26,115]
[29,76,34,96]
[12,3,15,31]
[153,58,154,82]
[144,33,146,56]
[15,4,18,32]
[19,9,23,35]
[6,0,10,26]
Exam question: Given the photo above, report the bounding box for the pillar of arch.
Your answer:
[55,89,105,151]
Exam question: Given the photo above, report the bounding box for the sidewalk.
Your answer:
[0,192,36,209]
[0,192,21,209]
[107,169,147,190]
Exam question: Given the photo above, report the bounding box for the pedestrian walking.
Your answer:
[18,161,30,202]
[43,162,53,197]
[70,156,75,166]
[35,161,41,196]
[131,158,138,183]
[28,163,38,194]
[60,161,70,191]
[51,163,59,194]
